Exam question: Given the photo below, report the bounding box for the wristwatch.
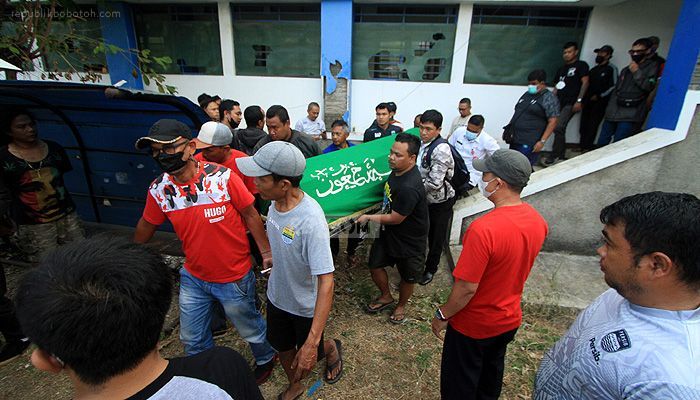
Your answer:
[435,307,448,321]
[539,139,546,144]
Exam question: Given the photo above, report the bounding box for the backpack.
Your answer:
[422,137,472,197]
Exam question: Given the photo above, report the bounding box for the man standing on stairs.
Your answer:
[431,149,548,400]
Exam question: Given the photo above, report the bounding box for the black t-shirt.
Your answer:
[586,64,616,100]
[554,60,590,106]
[380,166,428,257]
[128,347,263,400]
[0,140,75,225]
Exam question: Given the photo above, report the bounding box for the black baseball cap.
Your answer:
[594,45,614,55]
[135,119,193,149]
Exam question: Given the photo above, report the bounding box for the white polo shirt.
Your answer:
[448,127,500,186]
[294,116,326,136]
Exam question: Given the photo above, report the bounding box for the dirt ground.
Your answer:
[0,241,579,400]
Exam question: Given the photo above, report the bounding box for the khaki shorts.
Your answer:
[17,212,84,262]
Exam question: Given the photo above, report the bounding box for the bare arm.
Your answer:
[431,279,479,340]
[293,272,335,380]
[134,218,158,244]
[240,204,272,268]
[572,76,590,113]
[533,117,558,153]
[357,210,407,226]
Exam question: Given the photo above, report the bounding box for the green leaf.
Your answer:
[142,74,150,85]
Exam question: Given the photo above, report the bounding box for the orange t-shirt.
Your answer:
[450,203,548,339]
[143,162,255,283]
[195,150,258,194]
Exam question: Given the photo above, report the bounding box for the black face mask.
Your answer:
[154,151,188,173]
[595,55,606,64]
[631,54,645,63]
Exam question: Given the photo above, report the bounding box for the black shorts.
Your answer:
[367,237,425,283]
[266,301,325,360]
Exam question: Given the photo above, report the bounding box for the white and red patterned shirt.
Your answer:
[142,162,255,283]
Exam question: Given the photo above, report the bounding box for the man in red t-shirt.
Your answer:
[431,149,548,400]
[194,121,257,195]
[133,119,277,385]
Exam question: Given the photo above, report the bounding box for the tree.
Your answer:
[0,0,177,94]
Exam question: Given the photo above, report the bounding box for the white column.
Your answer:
[449,3,474,85]
[218,0,235,77]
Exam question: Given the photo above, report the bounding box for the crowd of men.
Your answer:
[507,36,665,167]
[0,32,697,400]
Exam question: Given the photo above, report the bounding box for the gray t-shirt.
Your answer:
[266,193,334,318]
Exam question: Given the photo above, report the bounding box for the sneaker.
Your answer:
[0,338,30,366]
[254,354,277,385]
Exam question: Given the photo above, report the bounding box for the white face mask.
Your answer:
[478,178,499,198]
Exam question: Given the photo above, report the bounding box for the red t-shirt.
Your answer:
[195,150,258,194]
[450,203,548,339]
[142,162,255,283]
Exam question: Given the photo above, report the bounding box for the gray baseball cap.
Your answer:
[472,149,532,188]
[195,121,232,149]
[236,141,306,177]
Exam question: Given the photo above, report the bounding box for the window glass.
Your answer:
[465,6,590,85]
[232,4,320,77]
[353,5,457,82]
[134,4,223,75]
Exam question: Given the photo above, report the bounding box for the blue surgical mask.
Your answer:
[528,85,538,95]
[465,130,478,141]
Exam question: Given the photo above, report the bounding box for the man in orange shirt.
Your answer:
[194,122,257,195]
[431,149,548,400]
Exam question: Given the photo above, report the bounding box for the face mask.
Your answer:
[154,151,188,173]
[527,85,538,95]
[478,178,499,198]
[595,55,605,64]
[631,54,645,63]
[465,130,478,141]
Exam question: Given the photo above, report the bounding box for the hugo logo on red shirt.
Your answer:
[204,205,227,221]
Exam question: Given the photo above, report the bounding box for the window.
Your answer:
[353,5,457,82]
[1,5,107,72]
[134,4,223,75]
[465,6,590,85]
[232,4,321,77]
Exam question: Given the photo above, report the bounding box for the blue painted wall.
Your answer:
[98,2,144,90]
[646,0,700,130]
[321,0,353,122]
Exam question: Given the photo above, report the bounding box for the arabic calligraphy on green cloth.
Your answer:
[301,128,419,220]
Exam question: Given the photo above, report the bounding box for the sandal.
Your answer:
[324,339,344,384]
[366,299,394,314]
[389,312,406,324]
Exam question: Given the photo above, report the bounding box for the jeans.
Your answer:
[597,120,635,146]
[179,267,276,364]
[509,143,539,166]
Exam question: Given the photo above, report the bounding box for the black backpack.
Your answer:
[422,137,472,197]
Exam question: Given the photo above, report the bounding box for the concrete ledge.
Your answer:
[450,90,700,244]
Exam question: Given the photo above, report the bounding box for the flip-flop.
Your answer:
[389,312,406,324]
[366,299,394,314]
[324,339,344,384]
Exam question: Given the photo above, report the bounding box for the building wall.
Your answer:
[153,0,681,138]
[458,102,700,255]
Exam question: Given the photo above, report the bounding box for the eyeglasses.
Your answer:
[151,140,189,157]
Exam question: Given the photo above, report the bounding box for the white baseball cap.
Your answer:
[194,121,232,149]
